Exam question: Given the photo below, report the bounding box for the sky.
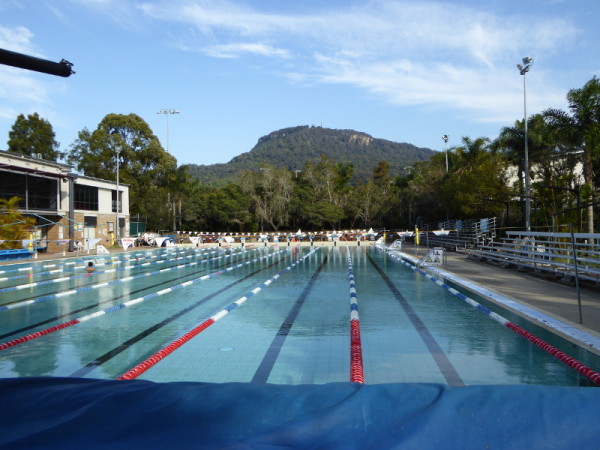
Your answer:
[1,0,599,167]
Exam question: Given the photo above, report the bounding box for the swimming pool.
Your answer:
[1,244,599,386]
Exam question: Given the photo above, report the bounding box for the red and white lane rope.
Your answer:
[118,248,320,380]
[346,248,364,384]
[384,248,600,386]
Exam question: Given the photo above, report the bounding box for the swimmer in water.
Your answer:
[86,261,95,273]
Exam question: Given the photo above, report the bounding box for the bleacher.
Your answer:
[416,218,497,251]
[467,231,600,286]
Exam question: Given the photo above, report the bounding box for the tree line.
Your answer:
[4,77,600,234]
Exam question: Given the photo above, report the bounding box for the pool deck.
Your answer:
[3,240,599,352]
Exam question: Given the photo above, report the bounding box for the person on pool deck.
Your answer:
[86,261,95,273]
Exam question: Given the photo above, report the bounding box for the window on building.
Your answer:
[84,216,97,226]
[112,190,122,213]
[74,184,99,211]
[28,176,57,210]
[0,171,57,210]
[0,172,26,207]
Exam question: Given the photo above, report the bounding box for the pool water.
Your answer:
[0,245,598,386]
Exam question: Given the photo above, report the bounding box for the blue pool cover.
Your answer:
[0,378,598,449]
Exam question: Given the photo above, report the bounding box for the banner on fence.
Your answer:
[121,238,135,251]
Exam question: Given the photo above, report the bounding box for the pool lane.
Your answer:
[366,252,464,387]
[251,255,329,383]
[70,258,284,378]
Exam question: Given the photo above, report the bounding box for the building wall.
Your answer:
[1,151,130,253]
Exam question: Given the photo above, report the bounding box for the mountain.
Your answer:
[184,125,435,186]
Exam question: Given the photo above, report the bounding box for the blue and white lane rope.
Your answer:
[0,244,224,278]
[383,248,600,385]
[0,247,259,312]
[118,247,320,380]
[0,248,292,351]
[0,246,246,295]
[346,248,365,383]
[0,246,232,284]
[0,245,201,275]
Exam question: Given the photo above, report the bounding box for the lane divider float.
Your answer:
[0,246,250,301]
[0,247,258,313]
[0,245,204,275]
[0,245,219,282]
[346,248,364,384]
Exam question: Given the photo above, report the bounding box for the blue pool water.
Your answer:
[0,245,598,386]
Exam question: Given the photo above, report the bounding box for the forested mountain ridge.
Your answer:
[185,125,435,185]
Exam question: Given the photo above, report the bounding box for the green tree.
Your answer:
[239,165,294,230]
[350,181,386,227]
[167,166,196,232]
[291,180,345,229]
[0,197,35,249]
[544,76,600,232]
[68,113,177,223]
[206,184,253,231]
[494,114,552,198]
[441,137,508,219]
[8,113,63,161]
[301,157,354,227]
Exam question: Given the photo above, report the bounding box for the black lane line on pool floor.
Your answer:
[0,254,262,341]
[69,258,286,378]
[251,254,329,383]
[366,253,465,387]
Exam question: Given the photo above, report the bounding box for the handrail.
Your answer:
[507,231,600,239]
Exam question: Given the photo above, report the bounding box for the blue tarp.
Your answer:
[0,378,598,449]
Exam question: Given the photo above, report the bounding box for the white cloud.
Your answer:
[202,42,291,59]
[0,26,52,111]
[3,1,577,135]
[136,0,578,123]
[0,25,39,55]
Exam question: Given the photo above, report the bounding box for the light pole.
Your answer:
[115,144,121,244]
[157,109,180,152]
[517,57,533,231]
[111,130,121,244]
[442,134,449,173]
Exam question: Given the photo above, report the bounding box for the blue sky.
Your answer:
[1,0,599,166]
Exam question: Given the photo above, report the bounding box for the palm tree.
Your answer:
[494,114,552,195]
[454,136,491,173]
[544,76,600,233]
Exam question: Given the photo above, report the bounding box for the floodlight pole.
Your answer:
[518,57,533,231]
[157,109,180,152]
[111,131,121,244]
[116,146,120,244]
[442,134,449,173]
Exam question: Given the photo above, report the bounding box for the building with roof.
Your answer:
[0,150,129,253]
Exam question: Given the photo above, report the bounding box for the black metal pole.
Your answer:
[0,48,74,77]
[569,224,583,324]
